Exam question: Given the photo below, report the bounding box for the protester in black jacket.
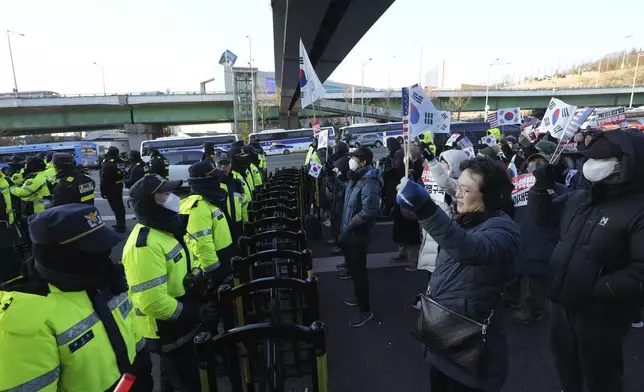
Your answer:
[381,137,405,215]
[325,142,350,256]
[529,130,644,392]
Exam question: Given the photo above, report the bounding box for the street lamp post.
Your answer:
[6,30,25,97]
[485,58,511,116]
[629,52,643,108]
[361,58,372,122]
[93,62,106,96]
[247,35,257,134]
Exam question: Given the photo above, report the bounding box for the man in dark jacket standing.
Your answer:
[100,146,127,233]
[380,137,405,216]
[148,148,170,179]
[50,153,96,207]
[529,130,644,392]
[325,142,350,256]
[124,150,149,189]
[335,147,382,327]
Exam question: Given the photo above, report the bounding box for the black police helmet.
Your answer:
[25,156,46,172]
[149,148,160,156]
[129,150,141,160]
[107,146,120,157]
[130,174,182,201]
[188,161,217,179]
[45,151,55,163]
[52,153,75,171]
[231,140,245,149]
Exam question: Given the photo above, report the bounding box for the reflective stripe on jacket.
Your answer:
[250,163,263,188]
[0,285,143,392]
[10,171,51,214]
[0,176,14,224]
[121,223,190,340]
[179,194,232,273]
[232,171,252,223]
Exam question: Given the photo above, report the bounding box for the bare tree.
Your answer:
[424,86,440,102]
[447,90,472,121]
[383,88,394,117]
[257,88,279,130]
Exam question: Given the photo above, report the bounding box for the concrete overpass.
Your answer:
[272,0,397,127]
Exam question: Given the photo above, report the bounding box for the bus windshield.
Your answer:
[0,141,99,169]
[140,134,238,156]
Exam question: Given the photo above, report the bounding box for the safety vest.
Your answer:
[43,162,57,185]
[221,182,244,225]
[232,171,252,223]
[487,128,501,141]
[250,163,263,188]
[0,175,14,224]
[10,171,51,214]
[121,223,191,341]
[0,284,144,391]
[304,147,322,166]
[258,154,267,170]
[179,194,232,274]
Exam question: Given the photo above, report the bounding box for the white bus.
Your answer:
[340,122,405,144]
[140,134,238,156]
[248,127,335,155]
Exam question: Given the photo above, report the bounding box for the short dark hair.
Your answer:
[459,157,514,210]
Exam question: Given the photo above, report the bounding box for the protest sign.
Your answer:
[511,173,536,207]
[421,166,447,202]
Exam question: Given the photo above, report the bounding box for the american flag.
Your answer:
[487,111,499,128]
[402,87,409,140]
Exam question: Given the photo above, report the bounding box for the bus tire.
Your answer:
[396,136,403,144]
[374,141,382,148]
[283,149,290,155]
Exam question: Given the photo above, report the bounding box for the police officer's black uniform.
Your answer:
[100,146,127,233]
[125,150,149,188]
[149,148,170,179]
[51,153,96,207]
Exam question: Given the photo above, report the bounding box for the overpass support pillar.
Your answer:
[279,110,300,129]
[125,124,164,151]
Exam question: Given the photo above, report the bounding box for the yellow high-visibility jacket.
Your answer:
[121,223,194,342]
[10,171,51,214]
[0,174,14,224]
[0,283,144,391]
[232,171,252,223]
[179,194,233,274]
[250,163,263,188]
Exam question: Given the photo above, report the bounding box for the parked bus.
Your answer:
[139,134,238,156]
[340,122,405,144]
[0,141,99,169]
[248,127,335,154]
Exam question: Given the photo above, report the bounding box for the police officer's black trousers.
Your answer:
[550,302,629,392]
[158,341,201,392]
[106,190,126,230]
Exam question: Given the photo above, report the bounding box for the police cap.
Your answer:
[129,174,182,201]
[28,204,123,253]
[188,161,217,179]
[107,146,120,157]
[231,140,245,149]
[214,151,231,164]
[227,147,248,159]
[129,150,141,159]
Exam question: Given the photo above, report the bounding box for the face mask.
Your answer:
[349,159,359,171]
[582,158,618,183]
[158,193,180,212]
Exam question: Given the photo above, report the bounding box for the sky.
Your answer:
[1,0,643,96]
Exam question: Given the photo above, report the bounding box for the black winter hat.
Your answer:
[581,134,623,159]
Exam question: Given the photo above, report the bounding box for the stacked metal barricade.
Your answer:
[199,167,328,392]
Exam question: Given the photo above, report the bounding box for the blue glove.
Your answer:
[396,174,438,219]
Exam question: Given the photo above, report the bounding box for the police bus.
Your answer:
[0,141,100,170]
[139,134,238,156]
[340,122,404,144]
[248,127,335,155]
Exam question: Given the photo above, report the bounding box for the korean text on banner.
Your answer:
[318,129,329,149]
[407,85,450,139]
[541,98,577,140]
[299,39,326,109]
[421,166,446,203]
[308,161,323,178]
[597,107,626,126]
[511,173,536,207]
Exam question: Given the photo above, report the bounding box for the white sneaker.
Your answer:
[632,321,644,329]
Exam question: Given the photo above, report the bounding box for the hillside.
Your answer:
[511,68,643,89]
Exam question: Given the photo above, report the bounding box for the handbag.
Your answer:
[412,294,493,378]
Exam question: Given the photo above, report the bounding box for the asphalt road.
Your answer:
[89,149,644,392]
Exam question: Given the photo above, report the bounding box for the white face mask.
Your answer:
[582,158,618,183]
[349,158,359,171]
[158,193,181,212]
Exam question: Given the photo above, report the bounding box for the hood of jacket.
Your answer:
[438,149,469,179]
[386,137,402,155]
[596,130,644,193]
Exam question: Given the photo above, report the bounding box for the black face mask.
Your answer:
[232,156,250,173]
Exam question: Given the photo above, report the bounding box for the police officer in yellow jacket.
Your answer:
[51,153,96,207]
[122,175,217,392]
[214,152,245,239]
[244,145,264,188]
[228,148,253,223]
[180,161,236,278]
[10,156,51,216]
[7,156,25,187]
[304,137,321,166]
[0,204,153,391]
[43,151,58,187]
[250,141,267,180]
[231,141,256,193]
[0,171,14,226]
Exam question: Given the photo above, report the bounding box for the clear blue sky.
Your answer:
[1,0,643,95]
